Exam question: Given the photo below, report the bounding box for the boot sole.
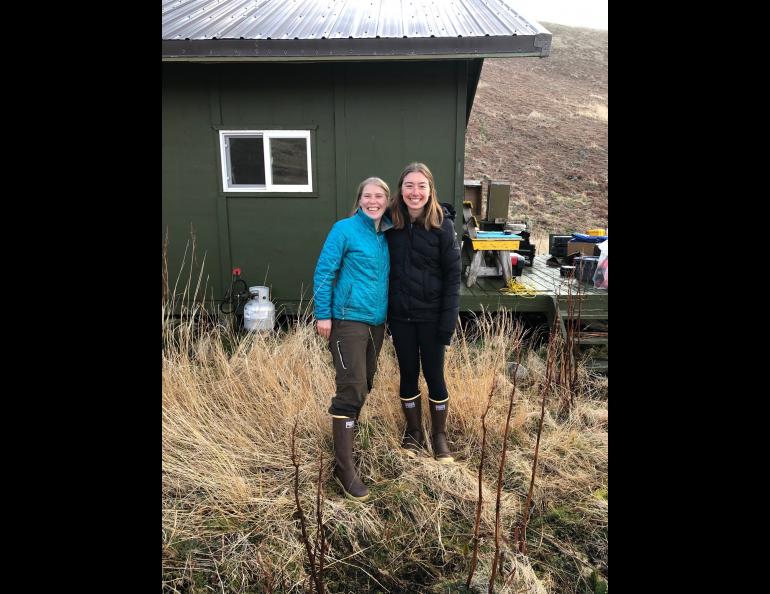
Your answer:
[333,475,370,502]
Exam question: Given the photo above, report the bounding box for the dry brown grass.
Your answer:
[162,304,607,593]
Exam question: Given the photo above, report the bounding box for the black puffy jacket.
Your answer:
[386,204,461,343]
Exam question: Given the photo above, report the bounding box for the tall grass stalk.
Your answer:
[466,376,497,589]
[488,339,523,593]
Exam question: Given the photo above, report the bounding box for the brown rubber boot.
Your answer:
[429,399,455,464]
[400,394,426,458]
[331,416,370,502]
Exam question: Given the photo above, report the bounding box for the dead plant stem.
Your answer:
[489,346,521,593]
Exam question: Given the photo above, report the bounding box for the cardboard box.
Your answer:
[567,240,600,257]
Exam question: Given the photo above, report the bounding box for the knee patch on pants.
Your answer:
[329,382,368,417]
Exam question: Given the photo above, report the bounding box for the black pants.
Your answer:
[327,320,385,418]
[388,320,448,400]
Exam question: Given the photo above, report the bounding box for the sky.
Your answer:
[509,0,608,30]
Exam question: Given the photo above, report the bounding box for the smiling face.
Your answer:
[358,183,388,224]
[401,171,431,220]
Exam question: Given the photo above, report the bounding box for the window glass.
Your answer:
[270,138,308,185]
[229,137,265,185]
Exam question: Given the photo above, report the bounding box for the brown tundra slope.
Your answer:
[464,22,608,235]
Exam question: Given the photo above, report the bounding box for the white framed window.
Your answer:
[219,130,312,192]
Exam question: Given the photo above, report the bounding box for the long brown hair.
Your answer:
[390,162,443,230]
[349,177,390,215]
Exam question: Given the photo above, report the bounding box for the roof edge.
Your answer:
[162,34,552,61]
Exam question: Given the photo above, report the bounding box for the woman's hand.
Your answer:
[317,319,332,339]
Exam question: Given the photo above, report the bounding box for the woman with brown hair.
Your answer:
[386,162,461,463]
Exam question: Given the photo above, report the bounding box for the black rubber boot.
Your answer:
[400,394,426,458]
[331,416,370,502]
[429,399,455,464]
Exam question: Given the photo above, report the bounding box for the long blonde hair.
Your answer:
[390,162,443,230]
[350,177,391,215]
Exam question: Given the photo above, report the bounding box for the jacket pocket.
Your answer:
[423,269,441,301]
[336,282,352,314]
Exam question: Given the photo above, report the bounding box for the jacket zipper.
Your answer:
[406,220,412,319]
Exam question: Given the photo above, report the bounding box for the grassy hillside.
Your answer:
[465,23,608,235]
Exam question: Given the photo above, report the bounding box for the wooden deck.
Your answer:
[460,254,608,319]
[275,255,607,321]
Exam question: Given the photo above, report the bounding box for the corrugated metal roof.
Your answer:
[162,0,551,61]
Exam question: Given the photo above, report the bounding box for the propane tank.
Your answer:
[243,286,275,331]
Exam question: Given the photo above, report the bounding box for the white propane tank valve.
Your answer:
[243,286,275,331]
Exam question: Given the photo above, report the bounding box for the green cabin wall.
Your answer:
[162,60,468,310]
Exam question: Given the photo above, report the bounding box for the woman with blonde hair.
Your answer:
[313,177,392,502]
[386,163,461,463]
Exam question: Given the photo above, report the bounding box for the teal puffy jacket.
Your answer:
[314,208,392,325]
